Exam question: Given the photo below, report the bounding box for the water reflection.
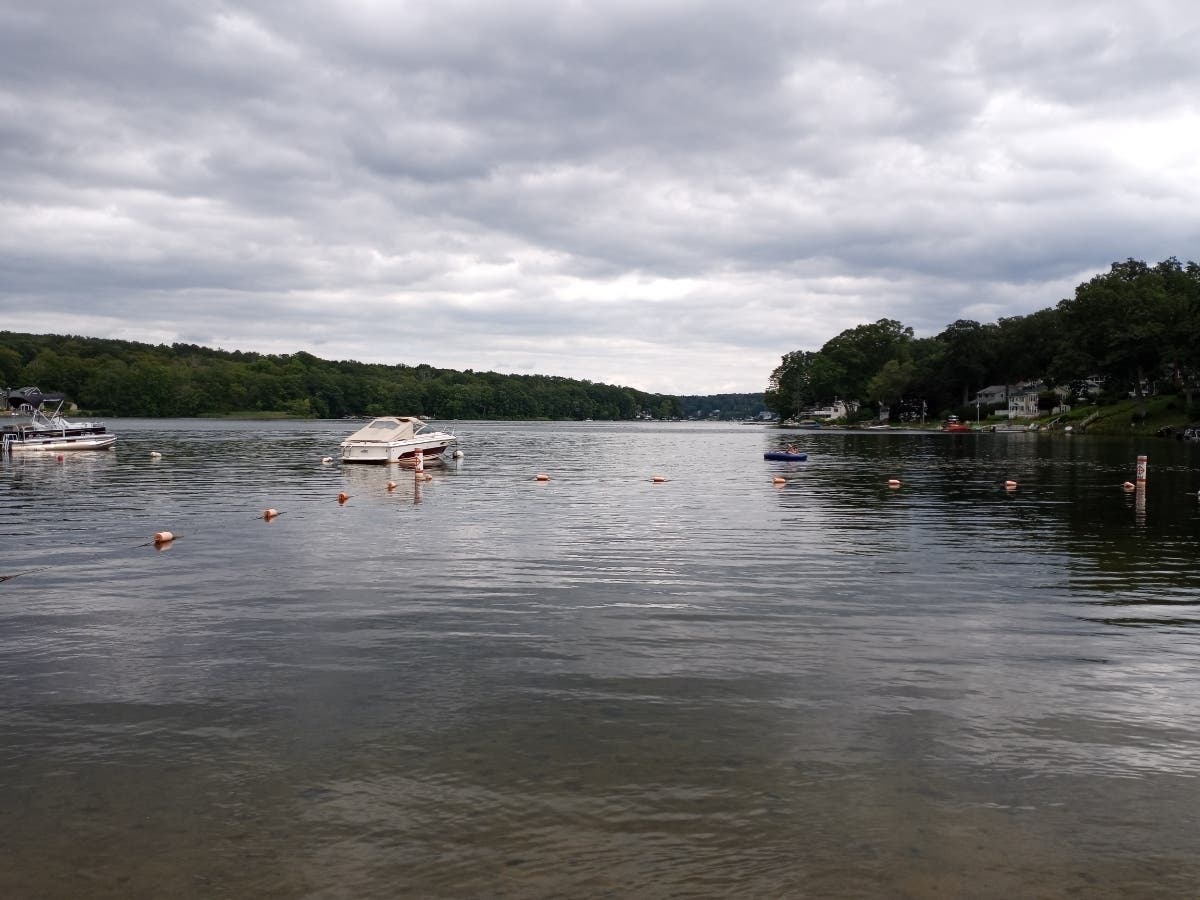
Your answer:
[2,421,1200,897]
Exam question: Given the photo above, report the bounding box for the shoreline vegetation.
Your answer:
[765,257,1200,437]
[5,256,1198,436]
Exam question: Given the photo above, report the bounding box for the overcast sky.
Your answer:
[1,1,1198,394]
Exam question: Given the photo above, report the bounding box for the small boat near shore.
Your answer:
[942,416,972,433]
[340,416,457,465]
[1,387,116,454]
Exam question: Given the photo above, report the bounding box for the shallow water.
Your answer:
[3,420,1200,898]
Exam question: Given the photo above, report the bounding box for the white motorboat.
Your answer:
[1,387,116,454]
[339,416,457,465]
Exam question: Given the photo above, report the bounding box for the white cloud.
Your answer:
[2,0,1199,393]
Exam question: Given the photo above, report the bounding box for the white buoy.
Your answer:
[149,451,162,459]
[321,456,333,465]
[453,449,464,459]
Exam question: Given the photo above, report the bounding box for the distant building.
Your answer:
[806,399,858,420]
[973,385,1008,407]
[1007,390,1041,419]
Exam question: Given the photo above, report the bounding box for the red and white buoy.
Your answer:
[414,448,424,474]
[887,478,901,489]
[153,531,175,545]
[262,508,279,520]
[338,492,349,504]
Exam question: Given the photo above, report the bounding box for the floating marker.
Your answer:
[453,450,464,459]
[1136,455,1148,485]
[1123,481,1136,492]
[262,508,279,520]
[153,531,175,545]
[772,476,786,486]
[887,479,901,488]
[56,454,64,463]
[418,472,433,482]
[651,475,668,483]
[338,492,349,503]
[535,473,550,482]
[387,481,397,491]
[149,451,162,458]
[322,457,333,465]
[414,449,425,474]
[1004,480,1018,490]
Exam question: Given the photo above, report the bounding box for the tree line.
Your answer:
[765,257,1200,422]
[0,332,685,421]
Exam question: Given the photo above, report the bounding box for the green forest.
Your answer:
[765,257,1200,422]
[6,256,1195,424]
[0,332,685,421]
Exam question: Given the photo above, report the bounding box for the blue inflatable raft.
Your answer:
[764,451,808,461]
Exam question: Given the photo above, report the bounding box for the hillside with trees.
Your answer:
[0,332,683,421]
[765,257,1200,423]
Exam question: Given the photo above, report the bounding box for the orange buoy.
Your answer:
[1122,481,1136,492]
[386,481,397,491]
[1004,480,1018,490]
[887,479,901,488]
[772,476,786,486]
[535,473,550,481]
[262,508,279,520]
[651,475,668,483]
[153,531,175,545]
[338,492,350,503]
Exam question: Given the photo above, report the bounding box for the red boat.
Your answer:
[942,416,972,433]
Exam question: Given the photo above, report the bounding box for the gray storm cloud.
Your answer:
[1,0,1198,394]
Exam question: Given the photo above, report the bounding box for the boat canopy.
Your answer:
[5,387,47,410]
[343,416,430,443]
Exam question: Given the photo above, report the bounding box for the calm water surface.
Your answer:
[2,420,1200,898]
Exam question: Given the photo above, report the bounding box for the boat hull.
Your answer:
[340,438,455,465]
[4,432,116,452]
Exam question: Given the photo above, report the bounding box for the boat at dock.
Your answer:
[340,416,457,465]
[1,387,116,453]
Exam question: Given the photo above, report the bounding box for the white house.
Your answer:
[1008,391,1041,419]
[807,399,859,420]
[973,385,1008,407]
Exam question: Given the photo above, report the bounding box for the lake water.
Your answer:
[3,419,1200,898]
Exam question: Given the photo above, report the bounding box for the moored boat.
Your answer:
[1,387,116,454]
[942,416,972,433]
[340,416,457,465]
